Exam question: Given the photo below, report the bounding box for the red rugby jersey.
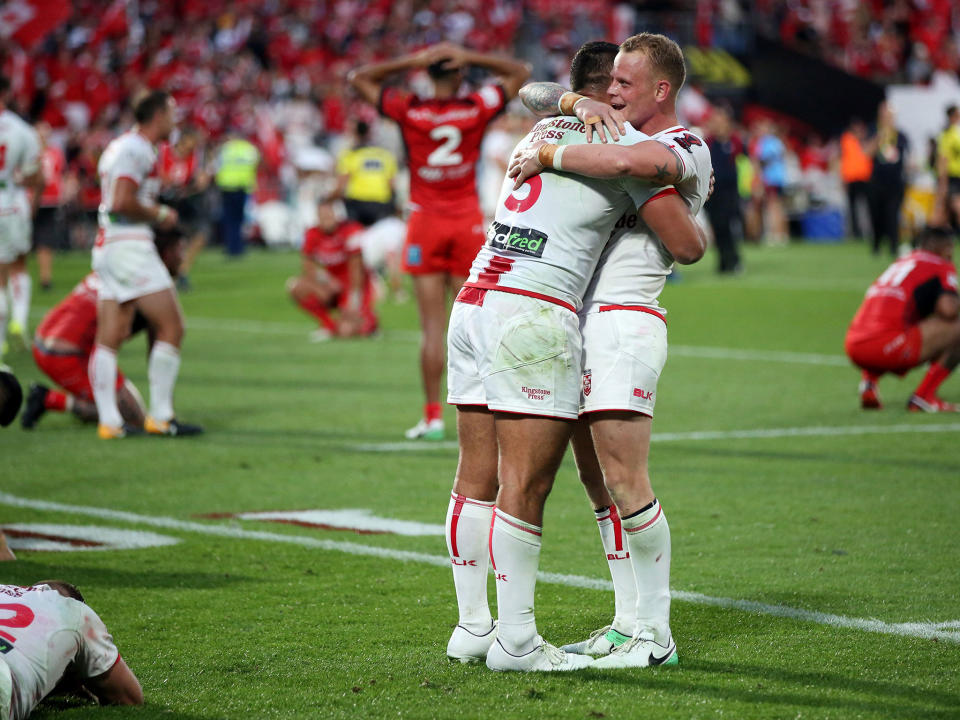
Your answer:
[848,250,959,341]
[158,142,198,188]
[39,145,65,207]
[36,273,99,351]
[379,84,506,214]
[302,221,366,286]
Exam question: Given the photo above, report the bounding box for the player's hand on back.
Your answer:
[573,99,626,144]
[508,140,547,190]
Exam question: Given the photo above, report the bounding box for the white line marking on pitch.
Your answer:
[184,315,852,367]
[350,422,960,453]
[1,492,956,644]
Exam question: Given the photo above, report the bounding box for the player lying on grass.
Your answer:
[21,229,185,430]
[0,581,142,719]
[444,37,707,672]
[845,225,960,412]
[287,199,378,341]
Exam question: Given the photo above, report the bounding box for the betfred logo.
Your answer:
[522,386,551,400]
[583,370,592,397]
[634,388,654,400]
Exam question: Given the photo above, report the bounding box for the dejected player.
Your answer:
[21,229,185,430]
[287,199,378,341]
[349,42,530,440]
[846,225,960,412]
[0,581,143,719]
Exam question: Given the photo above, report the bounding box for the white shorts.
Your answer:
[447,288,582,419]
[92,237,173,303]
[579,308,668,416]
[0,203,31,264]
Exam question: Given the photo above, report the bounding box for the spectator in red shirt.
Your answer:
[33,121,68,291]
[287,198,378,342]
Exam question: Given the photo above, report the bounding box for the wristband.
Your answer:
[553,145,565,171]
[558,91,585,116]
[536,143,558,169]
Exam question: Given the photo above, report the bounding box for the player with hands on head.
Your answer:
[349,43,530,440]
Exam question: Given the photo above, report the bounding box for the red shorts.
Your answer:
[33,346,126,401]
[845,325,923,375]
[402,207,485,277]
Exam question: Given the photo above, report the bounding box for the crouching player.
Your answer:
[0,581,142,719]
[846,226,960,411]
[21,229,184,429]
[287,199,378,341]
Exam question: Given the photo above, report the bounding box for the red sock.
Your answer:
[298,295,338,333]
[44,390,68,412]
[861,370,881,385]
[913,363,952,400]
[425,402,443,422]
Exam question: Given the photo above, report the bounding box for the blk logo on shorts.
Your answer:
[634,388,654,400]
[583,370,592,396]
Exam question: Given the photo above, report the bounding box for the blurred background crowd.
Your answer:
[2,0,960,281]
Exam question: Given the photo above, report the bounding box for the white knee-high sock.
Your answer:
[148,341,180,422]
[489,508,542,654]
[89,345,123,427]
[622,498,672,643]
[445,492,495,632]
[9,272,31,331]
[0,290,8,351]
[595,505,638,636]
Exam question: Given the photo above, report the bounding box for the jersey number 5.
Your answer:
[427,126,463,167]
[0,602,36,653]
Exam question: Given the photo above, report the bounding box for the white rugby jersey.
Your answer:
[463,118,662,312]
[0,584,119,720]
[582,126,713,315]
[97,130,161,240]
[0,110,40,212]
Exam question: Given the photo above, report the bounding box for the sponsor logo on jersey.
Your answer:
[633,388,654,400]
[672,133,703,153]
[521,386,551,400]
[583,370,592,396]
[488,221,548,258]
[607,552,630,561]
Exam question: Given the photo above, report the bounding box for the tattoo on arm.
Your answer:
[653,152,684,183]
[654,163,671,182]
[519,82,568,117]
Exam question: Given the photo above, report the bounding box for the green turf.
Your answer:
[1,241,958,719]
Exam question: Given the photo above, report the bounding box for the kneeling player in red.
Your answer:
[21,229,184,430]
[845,226,960,411]
[287,199,378,341]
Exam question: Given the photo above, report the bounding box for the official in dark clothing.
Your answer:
[869,103,910,256]
[705,107,743,274]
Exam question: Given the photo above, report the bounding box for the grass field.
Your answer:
[1,241,958,720]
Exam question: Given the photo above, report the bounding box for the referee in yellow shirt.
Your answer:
[937,105,960,227]
[337,121,397,227]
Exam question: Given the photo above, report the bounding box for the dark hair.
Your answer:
[570,41,619,94]
[427,60,460,81]
[948,105,959,119]
[154,226,185,255]
[356,120,370,139]
[0,369,22,427]
[133,90,171,124]
[918,225,955,249]
[0,75,9,96]
[34,580,85,603]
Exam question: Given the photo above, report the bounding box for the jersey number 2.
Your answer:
[427,126,463,167]
[0,602,35,653]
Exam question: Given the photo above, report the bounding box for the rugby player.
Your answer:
[90,90,201,438]
[846,226,960,412]
[287,199,378,340]
[0,76,43,358]
[21,229,184,430]
[505,35,712,668]
[349,42,530,440]
[443,38,707,672]
[0,581,143,719]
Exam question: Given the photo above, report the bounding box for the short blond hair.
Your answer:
[619,33,686,95]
